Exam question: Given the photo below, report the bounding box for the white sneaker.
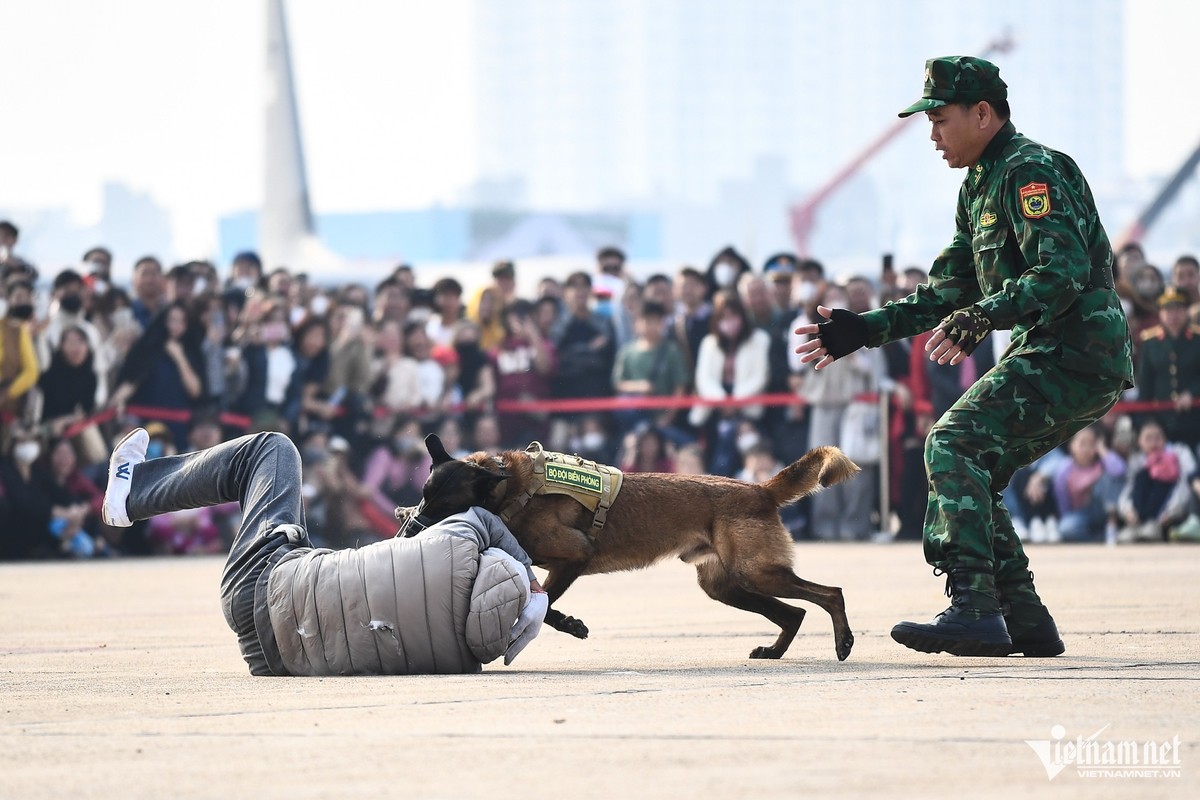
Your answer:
[102,428,149,527]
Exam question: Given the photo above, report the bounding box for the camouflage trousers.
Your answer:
[922,353,1124,615]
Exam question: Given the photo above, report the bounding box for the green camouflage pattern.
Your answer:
[862,120,1134,386]
[859,120,1133,615]
[921,354,1124,619]
[897,56,1007,118]
[938,306,992,355]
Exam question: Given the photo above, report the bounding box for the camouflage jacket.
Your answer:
[862,120,1134,386]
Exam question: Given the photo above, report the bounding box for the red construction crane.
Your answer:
[789,33,1015,257]
[1115,136,1200,250]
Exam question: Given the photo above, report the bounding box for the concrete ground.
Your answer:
[1,542,1196,800]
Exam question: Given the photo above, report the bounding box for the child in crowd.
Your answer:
[1116,421,1195,542]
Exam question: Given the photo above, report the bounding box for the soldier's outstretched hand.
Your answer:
[795,305,868,370]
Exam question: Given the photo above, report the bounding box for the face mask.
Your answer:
[717,318,742,338]
[713,263,737,287]
[289,306,307,327]
[580,431,605,451]
[310,295,330,316]
[301,447,328,464]
[8,303,34,321]
[793,281,816,306]
[60,293,84,314]
[1134,280,1160,299]
[14,441,41,464]
[737,432,761,453]
[233,277,255,291]
[146,440,165,460]
[92,279,109,295]
[194,278,209,295]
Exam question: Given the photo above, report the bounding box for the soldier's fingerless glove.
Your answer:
[938,306,993,356]
[816,308,869,360]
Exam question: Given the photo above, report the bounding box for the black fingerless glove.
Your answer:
[938,306,993,356]
[816,308,869,360]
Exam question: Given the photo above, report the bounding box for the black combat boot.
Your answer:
[1006,616,1064,657]
[998,573,1065,657]
[891,569,1012,656]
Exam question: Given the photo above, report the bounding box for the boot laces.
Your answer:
[932,568,955,600]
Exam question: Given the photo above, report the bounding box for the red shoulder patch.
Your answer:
[1018,182,1051,219]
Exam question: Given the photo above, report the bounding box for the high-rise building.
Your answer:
[470,0,1124,265]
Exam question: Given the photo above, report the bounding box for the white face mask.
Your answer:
[713,263,737,287]
[737,432,760,454]
[793,281,816,306]
[310,295,330,316]
[92,279,110,295]
[14,441,41,464]
[193,277,209,295]
[289,306,307,326]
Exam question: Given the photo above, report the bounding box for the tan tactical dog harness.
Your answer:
[497,442,623,534]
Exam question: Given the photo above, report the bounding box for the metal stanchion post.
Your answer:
[877,388,891,541]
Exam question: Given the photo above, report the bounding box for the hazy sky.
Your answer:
[2,0,1196,260]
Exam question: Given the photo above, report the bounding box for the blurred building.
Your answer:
[469,0,1124,268]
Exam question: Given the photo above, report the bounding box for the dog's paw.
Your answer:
[836,630,855,662]
[545,609,590,639]
[749,646,783,659]
[559,615,589,639]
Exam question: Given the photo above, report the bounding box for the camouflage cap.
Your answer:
[898,56,1008,118]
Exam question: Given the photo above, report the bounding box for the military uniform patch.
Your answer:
[979,211,997,228]
[1018,182,1051,219]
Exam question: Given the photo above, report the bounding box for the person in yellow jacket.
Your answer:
[1,279,40,422]
[465,260,517,351]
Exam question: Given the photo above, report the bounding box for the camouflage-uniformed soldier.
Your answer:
[796,56,1133,657]
[1137,286,1200,449]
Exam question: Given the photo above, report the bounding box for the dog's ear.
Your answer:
[425,433,453,465]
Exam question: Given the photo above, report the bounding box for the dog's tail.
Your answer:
[762,446,861,507]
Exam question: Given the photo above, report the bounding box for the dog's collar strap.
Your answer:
[498,441,624,534]
[397,507,439,538]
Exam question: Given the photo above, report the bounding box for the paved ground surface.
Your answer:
[1,542,1197,799]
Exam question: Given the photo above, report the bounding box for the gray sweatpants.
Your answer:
[126,432,309,672]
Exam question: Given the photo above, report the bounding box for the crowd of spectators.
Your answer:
[2,217,1199,560]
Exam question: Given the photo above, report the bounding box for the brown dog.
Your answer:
[398,435,860,661]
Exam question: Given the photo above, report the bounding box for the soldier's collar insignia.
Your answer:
[973,163,984,186]
[979,211,997,228]
[1019,182,1051,219]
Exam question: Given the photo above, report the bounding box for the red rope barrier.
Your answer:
[51,393,1198,442]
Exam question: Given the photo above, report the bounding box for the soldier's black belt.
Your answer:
[1083,262,1115,291]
